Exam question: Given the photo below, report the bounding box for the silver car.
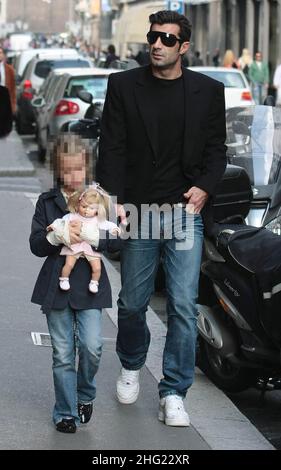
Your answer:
[32,67,119,160]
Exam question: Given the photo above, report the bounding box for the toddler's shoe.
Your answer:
[89,280,99,293]
[56,418,76,433]
[59,277,70,291]
[78,402,93,424]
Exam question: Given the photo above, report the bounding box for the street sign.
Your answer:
[167,1,185,15]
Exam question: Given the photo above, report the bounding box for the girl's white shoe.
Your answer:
[89,280,99,294]
[59,277,70,291]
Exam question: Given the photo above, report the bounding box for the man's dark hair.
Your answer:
[149,10,192,42]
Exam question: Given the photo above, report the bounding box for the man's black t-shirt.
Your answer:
[145,73,190,205]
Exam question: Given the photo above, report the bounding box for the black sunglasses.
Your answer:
[146,31,182,48]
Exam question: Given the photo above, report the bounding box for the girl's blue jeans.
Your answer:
[46,306,102,425]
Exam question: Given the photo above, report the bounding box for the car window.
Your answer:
[197,71,246,88]
[45,76,60,101]
[52,76,67,102]
[22,60,34,80]
[34,59,90,79]
[64,76,109,99]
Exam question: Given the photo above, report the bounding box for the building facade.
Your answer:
[5,0,75,34]
[188,0,281,78]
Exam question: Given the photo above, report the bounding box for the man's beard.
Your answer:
[150,56,178,70]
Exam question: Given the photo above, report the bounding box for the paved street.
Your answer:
[0,131,277,450]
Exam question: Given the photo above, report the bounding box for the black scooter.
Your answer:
[197,105,281,395]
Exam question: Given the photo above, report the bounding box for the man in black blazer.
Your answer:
[97,10,226,426]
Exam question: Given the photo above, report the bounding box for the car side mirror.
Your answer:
[77,90,93,104]
[31,96,46,108]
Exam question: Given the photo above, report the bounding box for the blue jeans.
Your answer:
[117,206,204,398]
[251,82,266,104]
[46,306,102,425]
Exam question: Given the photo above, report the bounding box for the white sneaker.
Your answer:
[158,395,190,427]
[116,368,140,404]
[89,280,99,293]
[59,277,70,291]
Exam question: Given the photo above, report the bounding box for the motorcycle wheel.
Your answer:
[197,336,256,392]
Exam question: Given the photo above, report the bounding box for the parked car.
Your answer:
[14,47,80,83]
[109,59,140,70]
[32,67,119,159]
[188,66,255,108]
[16,52,92,134]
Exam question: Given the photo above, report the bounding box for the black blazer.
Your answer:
[0,85,13,138]
[97,65,227,234]
[30,189,120,313]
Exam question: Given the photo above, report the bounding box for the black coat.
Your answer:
[0,85,13,138]
[30,189,120,313]
[97,65,227,235]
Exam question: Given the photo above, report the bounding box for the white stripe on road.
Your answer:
[25,192,39,207]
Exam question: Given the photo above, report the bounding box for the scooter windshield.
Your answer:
[226,105,281,187]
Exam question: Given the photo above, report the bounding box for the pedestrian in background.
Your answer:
[0,84,13,138]
[104,44,119,68]
[0,47,16,115]
[249,51,269,104]
[222,49,239,69]
[238,48,253,81]
[98,9,226,427]
[212,48,220,67]
[192,50,203,66]
[30,134,120,433]
[135,46,150,66]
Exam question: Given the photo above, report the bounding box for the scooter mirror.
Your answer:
[77,90,93,104]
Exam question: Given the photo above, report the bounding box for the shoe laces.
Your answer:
[121,368,139,385]
[78,403,92,423]
[166,395,185,412]
[79,403,90,413]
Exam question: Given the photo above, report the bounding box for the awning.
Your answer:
[114,1,166,45]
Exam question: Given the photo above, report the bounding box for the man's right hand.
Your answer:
[69,220,82,244]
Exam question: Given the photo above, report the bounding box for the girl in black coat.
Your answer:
[30,134,120,433]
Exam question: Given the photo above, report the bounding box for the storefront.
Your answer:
[113,1,165,57]
[188,0,281,77]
